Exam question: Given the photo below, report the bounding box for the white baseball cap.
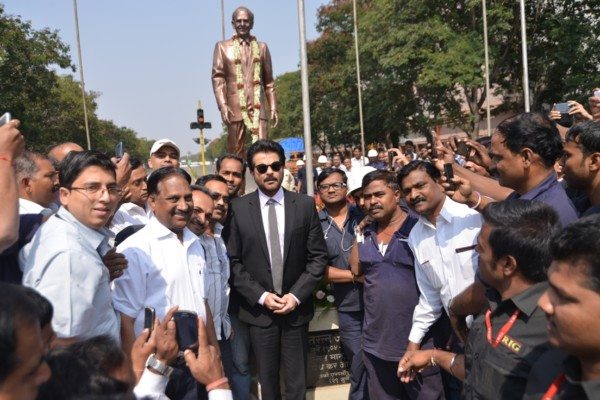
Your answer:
[296,159,305,166]
[367,149,378,157]
[150,139,180,157]
[347,166,376,194]
[317,155,328,164]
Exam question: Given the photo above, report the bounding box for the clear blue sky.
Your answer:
[2,0,326,155]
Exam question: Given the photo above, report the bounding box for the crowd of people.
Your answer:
[1,90,600,400]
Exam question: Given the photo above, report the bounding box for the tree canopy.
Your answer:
[274,0,600,148]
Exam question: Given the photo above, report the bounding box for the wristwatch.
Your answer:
[146,353,174,377]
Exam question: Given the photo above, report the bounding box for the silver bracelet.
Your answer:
[449,353,458,377]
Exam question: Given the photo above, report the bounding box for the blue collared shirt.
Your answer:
[507,172,578,226]
[20,207,120,341]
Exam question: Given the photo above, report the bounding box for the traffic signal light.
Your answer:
[190,106,211,130]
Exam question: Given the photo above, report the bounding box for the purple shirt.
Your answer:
[507,172,578,227]
[358,211,426,361]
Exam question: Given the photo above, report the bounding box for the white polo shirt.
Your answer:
[112,217,207,336]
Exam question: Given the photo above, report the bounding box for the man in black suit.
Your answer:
[227,140,327,400]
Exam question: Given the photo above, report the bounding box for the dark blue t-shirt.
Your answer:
[319,204,364,312]
[0,214,44,284]
[358,211,431,361]
[506,172,578,226]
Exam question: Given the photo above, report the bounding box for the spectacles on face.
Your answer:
[255,161,283,174]
[209,192,230,203]
[68,183,123,197]
[318,182,347,192]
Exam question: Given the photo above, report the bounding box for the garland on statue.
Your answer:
[232,35,261,143]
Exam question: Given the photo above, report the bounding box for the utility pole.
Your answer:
[297,0,314,196]
[72,0,91,150]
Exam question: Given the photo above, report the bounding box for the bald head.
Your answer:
[232,6,254,23]
[47,142,84,167]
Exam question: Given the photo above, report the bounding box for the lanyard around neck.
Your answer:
[485,308,520,348]
[542,373,565,400]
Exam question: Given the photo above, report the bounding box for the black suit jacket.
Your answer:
[227,189,328,327]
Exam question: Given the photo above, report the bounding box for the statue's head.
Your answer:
[232,6,254,37]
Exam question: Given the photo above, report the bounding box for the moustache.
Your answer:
[369,205,384,212]
[410,197,426,206]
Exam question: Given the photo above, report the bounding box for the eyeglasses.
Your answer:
[209,192,230,203]
[69,184,123,197]
[255,161,283,174]
[318,182,347,192]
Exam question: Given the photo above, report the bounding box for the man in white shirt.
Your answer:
[113,166,212,399]
[109,158,149,235]
[21,150,122,345]
[189,181,238,398]
[351,146,369,168]
[112,167,207,352]
[15,151,58,216]
[398,161,482,352]
[192,176,232,340]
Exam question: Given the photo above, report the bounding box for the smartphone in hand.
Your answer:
[444,163,455,191]
[174,310,198,352]
[144,307,156,338]
[0,112,11,127]
[115,142,124,159]
[427,135,437,159]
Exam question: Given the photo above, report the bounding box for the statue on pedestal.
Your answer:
[212,6,278,157]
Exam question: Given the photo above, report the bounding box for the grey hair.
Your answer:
[14,151,45,181]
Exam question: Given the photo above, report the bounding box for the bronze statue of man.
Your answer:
[212,7,278,157]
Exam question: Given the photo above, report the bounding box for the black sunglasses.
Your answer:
[255,161,283,174]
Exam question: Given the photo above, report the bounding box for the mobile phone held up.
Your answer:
[0,112,11,127]
[427,135,437,159]
[174,310,198,352]
[144,307,155,339]
[115,142,124,159]
[444,163,455,191]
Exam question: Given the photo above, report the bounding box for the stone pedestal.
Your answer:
[306,308,351,400]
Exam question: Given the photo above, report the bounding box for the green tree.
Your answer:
[270,71,303,140]
[275,0,600,145]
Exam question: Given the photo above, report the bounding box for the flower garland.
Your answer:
[232,35,261,143]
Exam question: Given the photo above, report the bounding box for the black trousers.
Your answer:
[248,321,308,400]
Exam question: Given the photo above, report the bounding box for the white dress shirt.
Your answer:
[134,368,233,400]
[19,198,53,216]
[199,222,231,341]
[112,217,207,337]
[20,207,120,341]
[109,202,149,235]
[351,156,369,168]
[407,197,482,344]
[256,188,300,306]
